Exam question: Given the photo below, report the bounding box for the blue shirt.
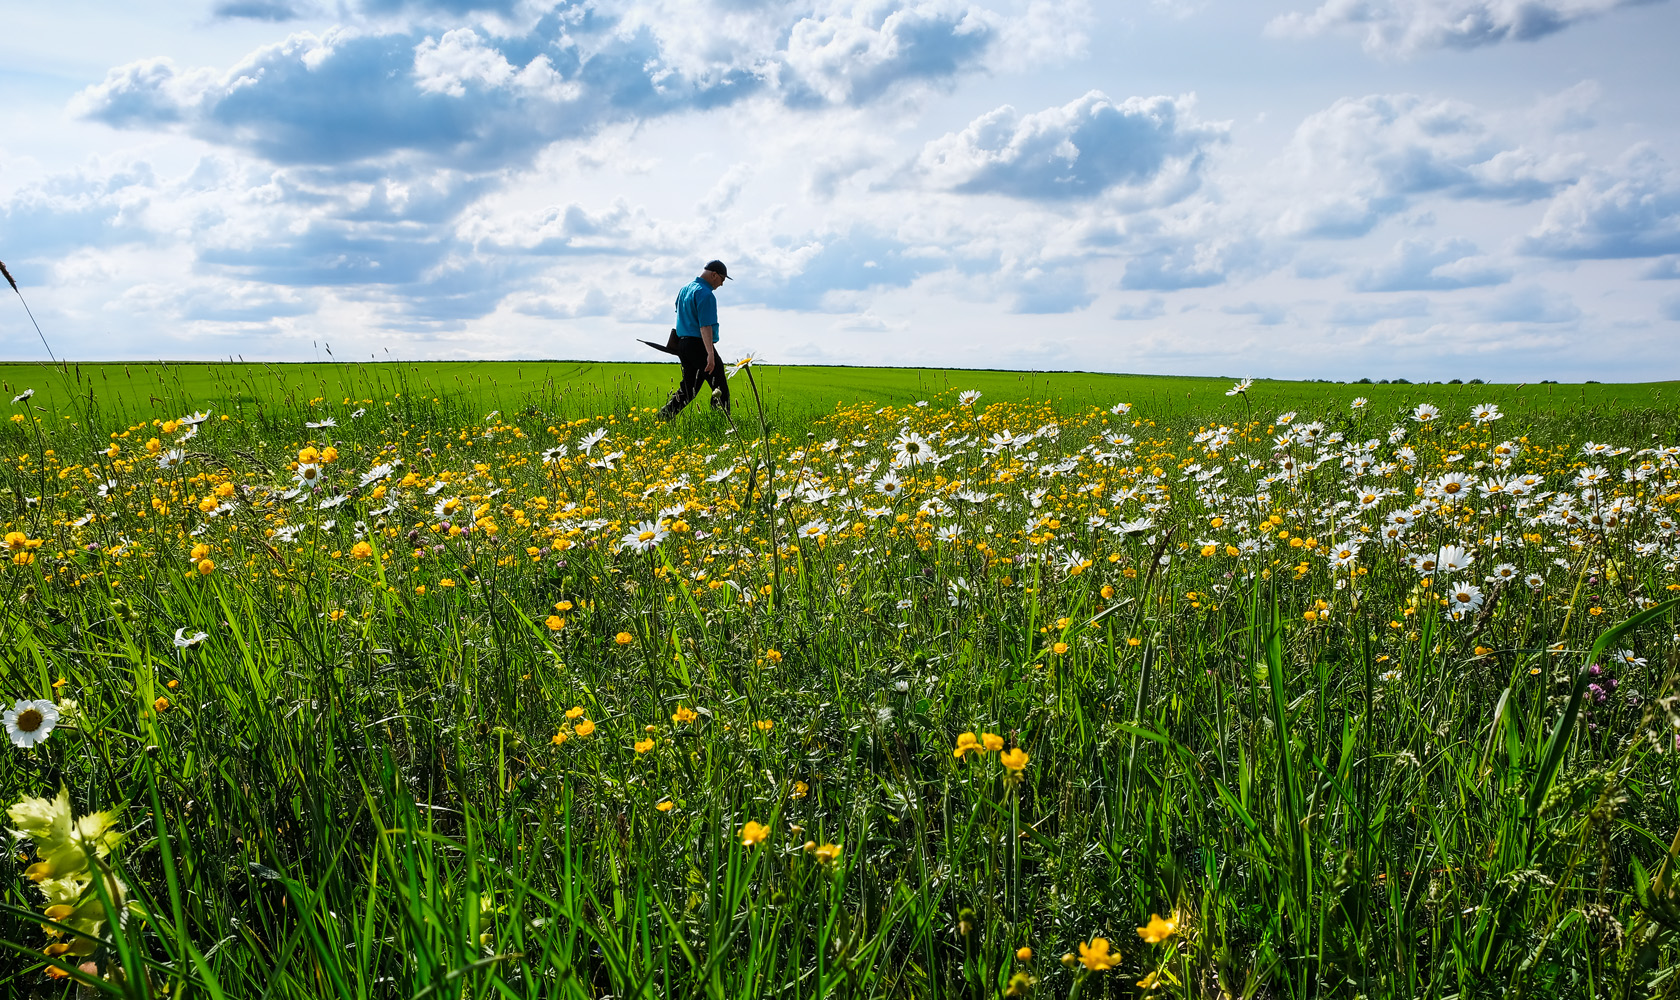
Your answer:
[674,278,719,342]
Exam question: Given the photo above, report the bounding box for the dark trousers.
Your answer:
[657,336,729,419]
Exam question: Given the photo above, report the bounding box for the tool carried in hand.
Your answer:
[639,328,680,355]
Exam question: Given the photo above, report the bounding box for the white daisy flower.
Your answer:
[1436,544,1474,574]
[621,520,668,553]
[3,699,58,748]
[892,432,937,468]
[1446,581,1484,618]
[1325,544,1360,569]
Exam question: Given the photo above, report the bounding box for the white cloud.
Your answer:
[7,0,1676,379]
[1266,0,1658,56]
[1520,145,1680,259]
[915,91,1226,201]
[413,29,577,100]
[1275,93,1580,239]
[1475,284,1581,323]
[1352,236,1511,290]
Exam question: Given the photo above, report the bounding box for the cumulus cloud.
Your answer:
[118,279,318,324]
[1222,301,1289,325]
[1644,256,1680,278]
[212,0,314,20]
[1520,145,1680,258]
[73,2,1084,171]
[73,28,680,168]
[781,1,999,106]
[1112,295,1165,320]
[914,91,1225,201]
[1476,285,1582,323]
[467,199,662,256]
[749,231,948,311]
[1011,267,1094,313]
[0,164,160,257]
[412,29,576,100]
[513,286,618,320]
[1352,236,1511,290]
[15,0,1673,373]
[1277,93,1580,239]
[1119,232,1265,291]
[1328,296,1431,325]
[1266,0,1662,56]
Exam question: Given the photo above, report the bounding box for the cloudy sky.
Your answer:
[2,0,1678,380]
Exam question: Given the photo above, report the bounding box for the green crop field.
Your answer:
[3,361,1680,999]
[1,359,1673,430]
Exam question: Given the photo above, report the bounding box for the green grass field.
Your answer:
[3,359,1674,430]
[3,362,1680,999]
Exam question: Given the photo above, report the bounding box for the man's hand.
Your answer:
[704,351,717,374]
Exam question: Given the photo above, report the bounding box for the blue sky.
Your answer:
[2,0,1678,380]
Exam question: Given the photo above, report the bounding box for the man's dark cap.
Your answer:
[704,260,732,280]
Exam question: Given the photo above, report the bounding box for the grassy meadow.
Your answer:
[3,359,1680,998]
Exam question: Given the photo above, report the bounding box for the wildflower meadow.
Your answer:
[3,362,1680,998]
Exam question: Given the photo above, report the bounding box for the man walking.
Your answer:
[657,260,731,420]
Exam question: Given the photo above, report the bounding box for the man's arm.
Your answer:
[701,326,717,373]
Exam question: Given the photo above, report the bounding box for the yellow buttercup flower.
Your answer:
[1137,912,1178,944]
[615,631,634,645]
[634,738,655,754]
[1000,747,1029,773]
[982,732,1004,752]
[808,842,841,865]
[566,706,585,719]
[573,718,595,737]
[672,706,697,724]
[1077,937,1117,971]
[740,821,770,847]
[953,731,980,758]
